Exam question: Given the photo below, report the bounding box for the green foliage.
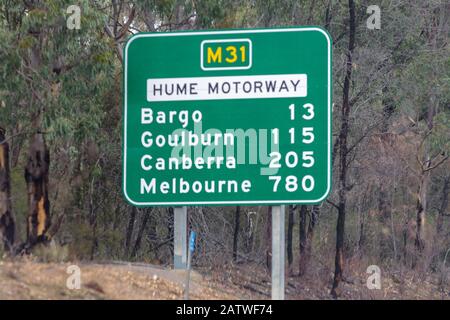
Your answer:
[0,0,115,148]
[430,112,450,154]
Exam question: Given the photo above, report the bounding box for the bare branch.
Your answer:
[423,155,449,173]
[326,199,340,210]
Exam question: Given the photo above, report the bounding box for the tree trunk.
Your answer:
[378,87,394,250]
[232,206,240,262]
[25,132,51,248]
[378,184,392,260]
[167,207,174,257]
[414,116,433,254]
[436,176,450,235]
[131,210,151,258]
[23,2,50,251]
[124,206,137,257]
[90,217,98,260]
[89,174,98,260]
[287,205,295,272]
[331,0,355,298]
[298,205,308,276]
[358,198,366,252]
[381,86,395,133]
[415,169,429,252]
[303,205,319,275]
[0,128,15,252]
[245,211,255,254]
[378,187,391,221]
[414,3,446,255]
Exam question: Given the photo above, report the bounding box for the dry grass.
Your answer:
[0,257,237,300]
[0,257,448,300]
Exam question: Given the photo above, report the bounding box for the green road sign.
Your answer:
[123,27,332,206]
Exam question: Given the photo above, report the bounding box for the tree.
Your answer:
[396,1,450,254]
[0,128,15,252]
[24,132,50,248]
[436,175,450,235]
[298,205,319,276]
[124,206,137,257]
[0,0,117,251]
[330,0,356,298]
[232,206,240,262]
[298,205,307,275]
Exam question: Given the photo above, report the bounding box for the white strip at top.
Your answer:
[147,74,307,102]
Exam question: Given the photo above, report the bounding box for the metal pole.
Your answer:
[184,246,192,299]
[174,206,187,269]
[271,205,285,300]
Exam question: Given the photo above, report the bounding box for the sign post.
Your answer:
[174,206,187,269]
[123,27,332,300]
[271,205,285,300]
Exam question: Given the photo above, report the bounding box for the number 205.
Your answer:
[268,151,315,168]
[268,175,315,192]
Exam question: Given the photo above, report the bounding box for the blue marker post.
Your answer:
[184,231,196,300]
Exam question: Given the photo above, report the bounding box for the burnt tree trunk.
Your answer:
[302,205,319,275]
[124,206,137,257]
[298,205,308,276]
[0,128,15,252]
[331,0,355,298]
[287,205,295,272]
[358,196,366,252]
[25,132,51,248]
[22,1,51,251]
[131,209,151,258]
[232,206,240,262]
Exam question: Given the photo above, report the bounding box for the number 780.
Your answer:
[268,175,315,192]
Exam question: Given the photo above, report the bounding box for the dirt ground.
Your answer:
[0,258,241,300]
[0,257,449,300]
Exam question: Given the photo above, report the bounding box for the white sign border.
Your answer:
[123,27,332,206]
